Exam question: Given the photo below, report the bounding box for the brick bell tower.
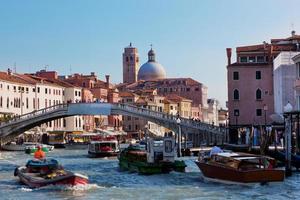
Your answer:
[123,43,139,84]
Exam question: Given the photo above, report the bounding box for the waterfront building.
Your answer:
[32,70,83,132]
[273,52,300,114]
[227,31,300,129]
[119,90,166,138]
[0,69,83,132]
[293,54,300,110]
[61,72,122,131]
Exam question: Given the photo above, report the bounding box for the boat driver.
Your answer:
[34,146,46,160]
[209,143,223,157]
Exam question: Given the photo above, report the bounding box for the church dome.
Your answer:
[137,48,166,81]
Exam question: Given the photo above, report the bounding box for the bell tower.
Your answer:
[123,43,139,84]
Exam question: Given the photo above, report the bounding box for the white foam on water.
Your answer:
[19,187,33,192]
[65,183,104,191]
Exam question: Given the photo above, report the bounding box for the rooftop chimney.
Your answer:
[7,68,12,75]
[105,75,110,89]
[226,48,232,65]
[292,30,296,37]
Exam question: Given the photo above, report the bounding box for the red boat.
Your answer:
[14,159,88,188]
[195,152,284,185]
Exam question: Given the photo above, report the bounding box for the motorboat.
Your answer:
[2,142,41,151]
[88,136,119,158]
[14,159,88,188]
[195,152,284,185]
[118,137,186,175]
[25,144,54,154]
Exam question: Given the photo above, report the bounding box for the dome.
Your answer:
[137,47,167,81]
[138,61,166,81]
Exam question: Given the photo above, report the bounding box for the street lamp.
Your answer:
[144,124,148,150]
[176,118,182,157]
[19,87,25,115]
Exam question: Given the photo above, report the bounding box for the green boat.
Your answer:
[118,137,186,175]
[25,144,54,154]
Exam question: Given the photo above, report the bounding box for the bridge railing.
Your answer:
[114,103,225,134]
[0,103,68,127]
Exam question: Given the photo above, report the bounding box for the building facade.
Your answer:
[227,31,300,128]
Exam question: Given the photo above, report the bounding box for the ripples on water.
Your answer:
[1,149,300,200]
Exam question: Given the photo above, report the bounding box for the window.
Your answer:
[26,98,28,109]
[233,89,239,100]
[45,88,48,94]
[128,125,131,130]
[233,71,239,80]
[164,140,172,153]
[186,88,190,92]
[249,56,256,63]
[127,116,131,120]
[257,56,265,63]
[297,63,300,78]
[256,89,262,100]
[37,87,40,93]
[256,109,262,116]
[33,88,36,92]
[7,97,9,108]
[256,71,261,79]
[234,109,239,116]
[240,57,247,63]
[195,88,199,91]
[75,91,77,96]
[0,96,2,107]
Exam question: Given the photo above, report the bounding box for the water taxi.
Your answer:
[195,152,285,185]
[88,136,119,158]
[14,159,88,188]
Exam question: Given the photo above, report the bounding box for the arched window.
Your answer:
[256,89,262,100]
[233,89,239,100]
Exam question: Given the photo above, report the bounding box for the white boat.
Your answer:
[2,142,40,151]
[88,136,119,158]
[25,144,54,154]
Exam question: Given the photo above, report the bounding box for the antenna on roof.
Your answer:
[69,65,72,75]
[13,62,16,73]
[150,44,153,50]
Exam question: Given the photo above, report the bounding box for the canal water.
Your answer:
[1,149,300,200]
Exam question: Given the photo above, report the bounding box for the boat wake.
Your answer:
[18,183,104,192]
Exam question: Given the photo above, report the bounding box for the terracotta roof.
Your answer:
[119,91,136,97]
[0,72,31,85]
[165,94,192,103]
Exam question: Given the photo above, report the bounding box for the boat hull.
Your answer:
[15,167,88,188]
[88,151,118,158]
[195,161,284,184]
[119,158,186,175]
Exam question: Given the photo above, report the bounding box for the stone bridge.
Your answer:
[0,103,227,146]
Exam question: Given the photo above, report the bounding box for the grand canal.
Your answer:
[1,149,300,200]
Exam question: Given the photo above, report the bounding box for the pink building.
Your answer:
[227,31,300,130]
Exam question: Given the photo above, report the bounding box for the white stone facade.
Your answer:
[0,71,83,132]
[273,52,300,114]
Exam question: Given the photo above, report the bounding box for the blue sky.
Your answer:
[0,0,299,107]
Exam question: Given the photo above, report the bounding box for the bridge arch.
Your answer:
[0,103,226,145]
